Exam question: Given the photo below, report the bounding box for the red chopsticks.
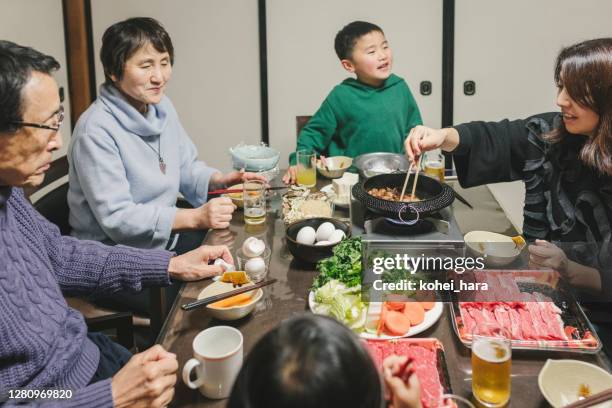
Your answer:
[208,186,287,195]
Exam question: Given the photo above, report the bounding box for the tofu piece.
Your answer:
[332,172,359,201]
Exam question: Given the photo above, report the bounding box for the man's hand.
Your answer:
[168,245,234,281]
[111,345,178,408]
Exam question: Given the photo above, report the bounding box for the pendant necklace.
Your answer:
[144,136,166,174]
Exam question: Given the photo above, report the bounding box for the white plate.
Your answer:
[320,184,350,208]
[308,291,443,339]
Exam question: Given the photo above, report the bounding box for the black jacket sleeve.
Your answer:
[451,117,535,188]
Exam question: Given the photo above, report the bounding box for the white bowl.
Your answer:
[464,230,521,267]
[538,359,612,408]
[198,280,263,320]
[316,156,352,179]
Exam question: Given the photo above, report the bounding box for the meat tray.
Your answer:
[449,270,602,353]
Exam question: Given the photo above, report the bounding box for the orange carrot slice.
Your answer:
[209,293,252,308]
[385,301,406,311]
[403,302,425,325]
[384,311,412,335]
[419,301,435,311]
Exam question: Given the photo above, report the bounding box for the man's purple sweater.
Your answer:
[0,186,173,406]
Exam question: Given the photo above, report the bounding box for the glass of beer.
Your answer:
[471,324,512,407]
[296,149,316,187]
[243,180,266,225]
[423,151,445,182]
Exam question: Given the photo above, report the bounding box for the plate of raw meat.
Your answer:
[365,338,452,408]
[450,270,601,352]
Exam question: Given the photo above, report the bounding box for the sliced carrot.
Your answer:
[403,302,425,325]
[419,301,435,311]
[385,301,406,311]
[209,293,252,308]
[384,311,412,336]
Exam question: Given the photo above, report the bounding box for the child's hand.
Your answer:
[282,166,298,185]
[383,355,423,408]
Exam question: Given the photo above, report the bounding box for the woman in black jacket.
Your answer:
[405,37,612,352]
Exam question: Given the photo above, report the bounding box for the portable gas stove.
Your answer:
[350,195,464,246]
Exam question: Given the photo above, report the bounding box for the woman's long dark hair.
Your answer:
[228,314,382,408]
[546,38,612,175]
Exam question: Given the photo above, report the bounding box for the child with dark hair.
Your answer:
[228,314,422,408]
[283,21,422,184]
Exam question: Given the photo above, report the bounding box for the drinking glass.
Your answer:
[236,246,271,282]
[471,324,512,407]
[296,149,316,187]
[243,180,266,225]
[422,151,445,182]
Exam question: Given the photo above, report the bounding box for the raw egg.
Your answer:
[296,226,316,245]
[315,222,336,242]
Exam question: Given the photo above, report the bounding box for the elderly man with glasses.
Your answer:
[0,40,233,407]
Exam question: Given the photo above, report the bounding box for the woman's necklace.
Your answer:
[143,136,166,174]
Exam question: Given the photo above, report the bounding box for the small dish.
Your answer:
[538,359,612,407]
[223,183,244,208]
[320,184,349,208]
[464,230,522,267]
[316,156,352,179]
[198,280,263,320]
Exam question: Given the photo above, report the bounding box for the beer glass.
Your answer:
[296,149,316,187]
[471,324,512,407]
[243,180,266,225]
[423,151,445,182]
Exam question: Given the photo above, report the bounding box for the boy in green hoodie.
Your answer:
[283,21,423,184]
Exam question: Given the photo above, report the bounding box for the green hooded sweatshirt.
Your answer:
[289,74,422,166]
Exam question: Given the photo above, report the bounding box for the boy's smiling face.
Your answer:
[341,30,393,87]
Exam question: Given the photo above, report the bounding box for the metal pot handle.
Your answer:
[397,204,419,225]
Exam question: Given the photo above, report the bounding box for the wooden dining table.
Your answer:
[157,177,611,407]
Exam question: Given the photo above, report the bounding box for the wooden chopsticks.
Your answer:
[181,279,277,311]
[563,388,612,408]
[399,155,423,202]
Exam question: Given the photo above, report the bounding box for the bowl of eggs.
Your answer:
[286,218,351,264]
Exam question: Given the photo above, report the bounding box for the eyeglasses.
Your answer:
[12,105,64,131]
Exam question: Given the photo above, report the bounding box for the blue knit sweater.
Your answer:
[0,186,172,406]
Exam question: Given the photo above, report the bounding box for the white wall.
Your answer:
[454,0,612,232]
[267,0,443,167]
[90,0,261,172]
[0,0,72,158]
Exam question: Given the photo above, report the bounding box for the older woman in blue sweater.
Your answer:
[0,40,233,406]
[68,17,262,251]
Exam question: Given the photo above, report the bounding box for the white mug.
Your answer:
[181,326,243,399]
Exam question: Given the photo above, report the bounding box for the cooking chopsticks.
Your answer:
[399,162,415,202]
[181,279,277,311]
[563,388,612,408]
[409,155,423,200]
[208,186,287,195]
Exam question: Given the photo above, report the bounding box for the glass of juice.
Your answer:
[471,324,512,407]
[296,149,316,187]
[243,180,266,225]
[422,151,445,182]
